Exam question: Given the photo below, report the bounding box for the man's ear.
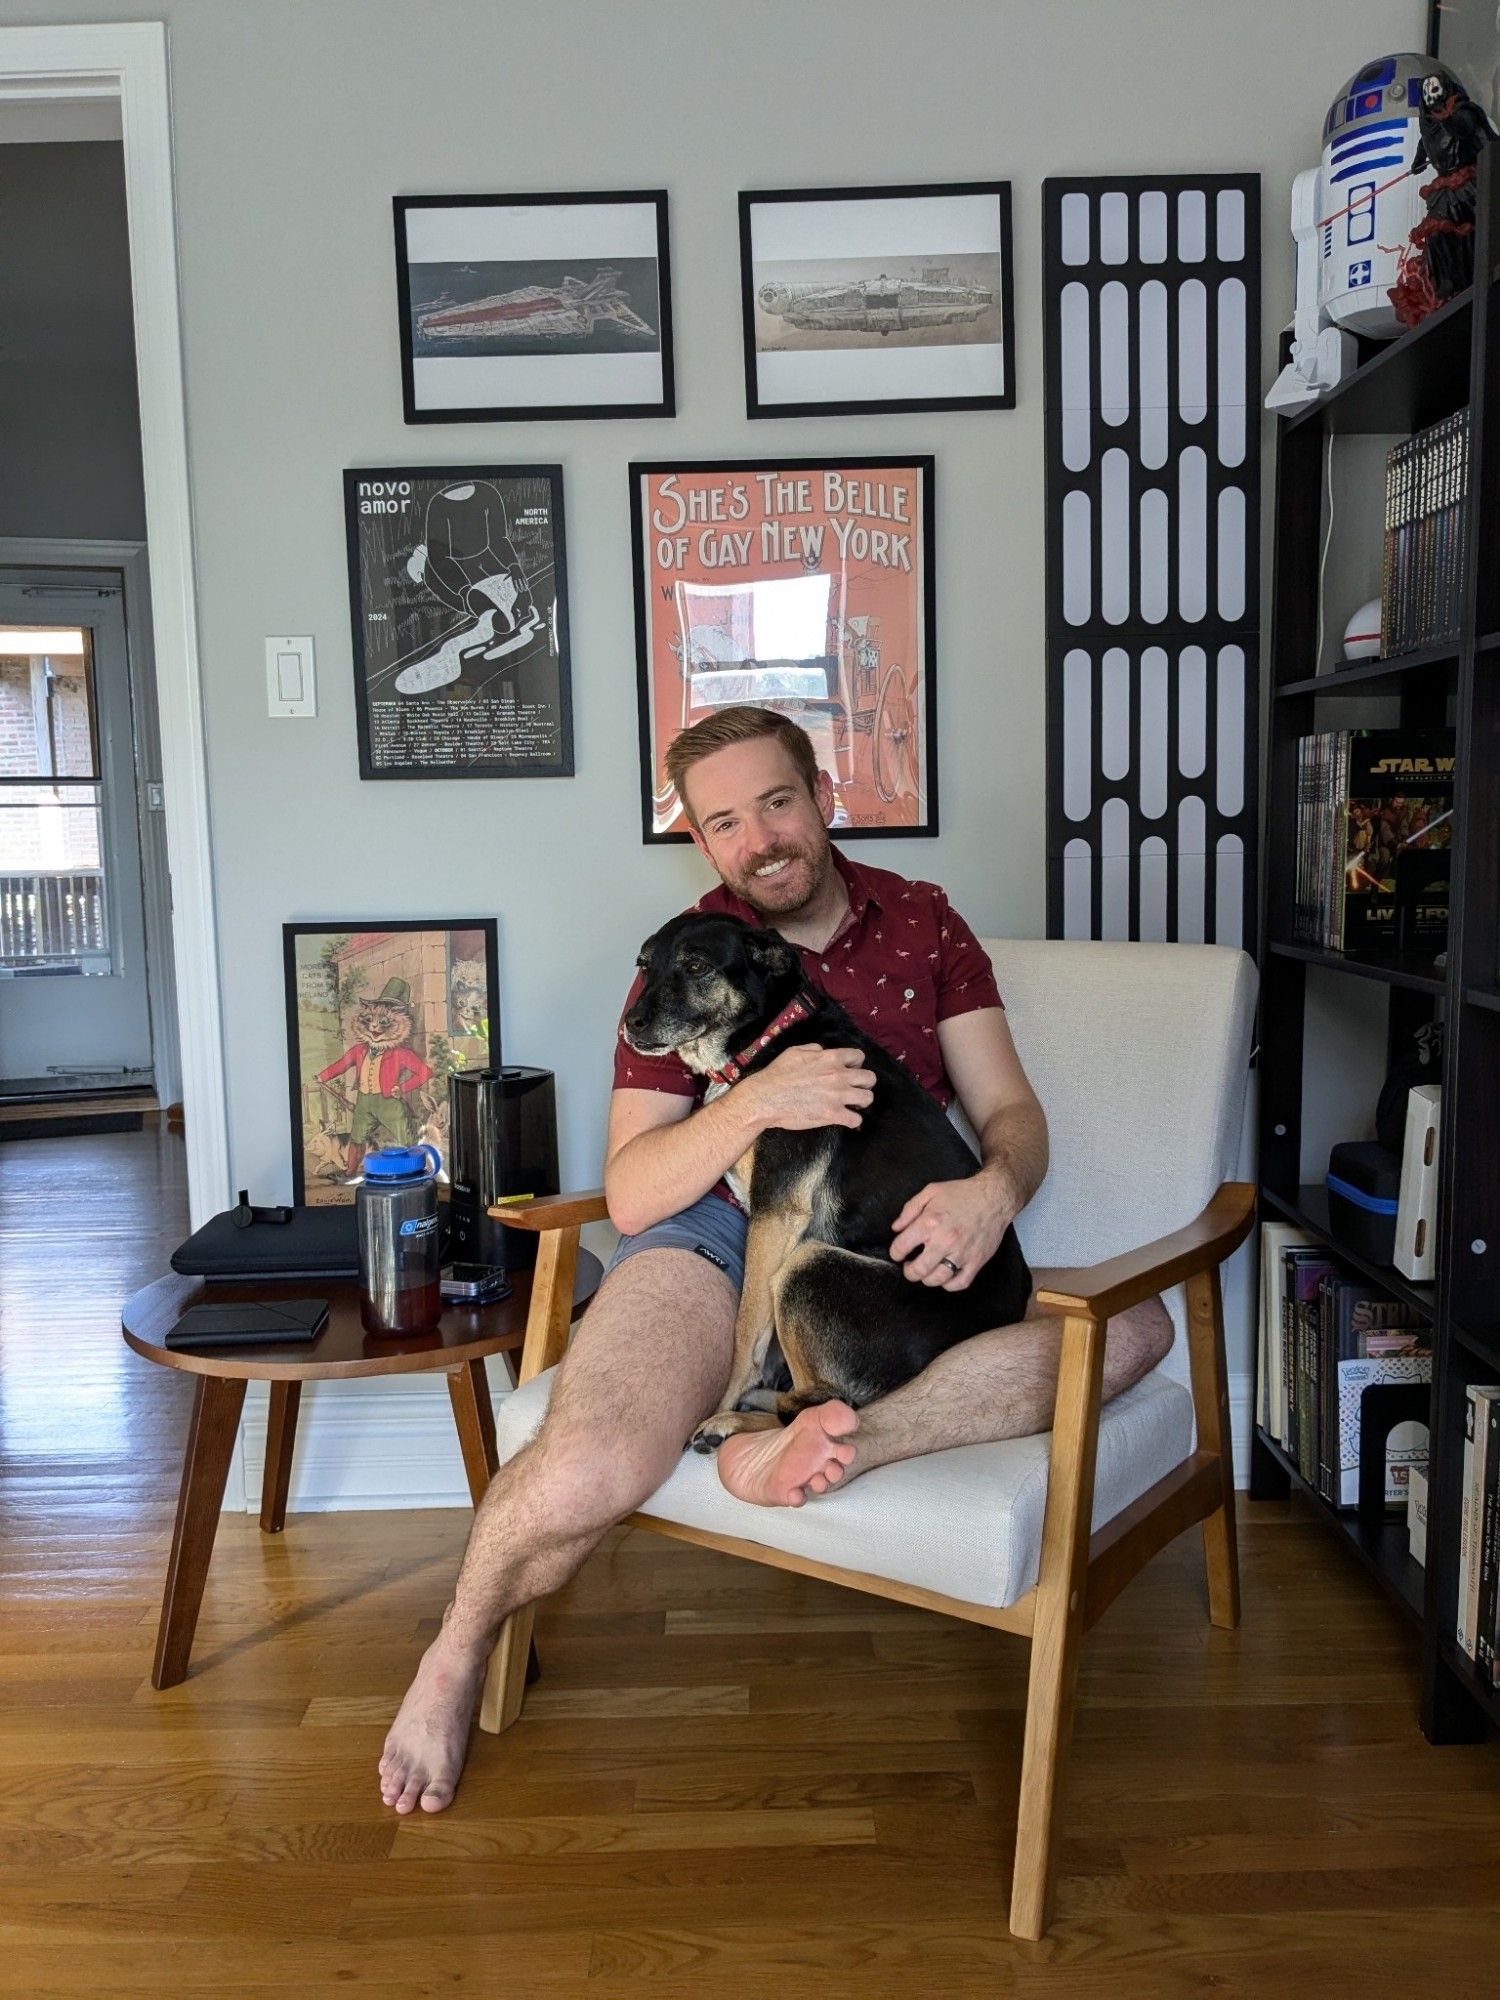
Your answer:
[746,928,798,980]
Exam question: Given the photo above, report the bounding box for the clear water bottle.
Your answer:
[357,1144,443,1336]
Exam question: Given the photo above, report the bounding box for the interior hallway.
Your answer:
[1,1127,1498,1995]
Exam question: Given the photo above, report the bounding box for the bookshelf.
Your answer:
[1255,150,1500,1744]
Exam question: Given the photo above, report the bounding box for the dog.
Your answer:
[621,911,1033,1452]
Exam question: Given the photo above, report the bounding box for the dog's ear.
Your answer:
[744,928,799,981]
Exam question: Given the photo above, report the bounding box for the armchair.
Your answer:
[480,939,1257,1938]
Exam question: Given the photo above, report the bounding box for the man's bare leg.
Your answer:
[379,1249,735,1813]
[716,1294,1174,1507]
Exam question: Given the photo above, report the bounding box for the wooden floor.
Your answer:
[2,1127,1497,1996]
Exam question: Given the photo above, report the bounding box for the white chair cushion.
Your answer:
[495,1364,1194,1611]
[978,940,1256,1397]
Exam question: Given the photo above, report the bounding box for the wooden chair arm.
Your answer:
[488,1190,609,1232]
[1031,1182,1256,1322]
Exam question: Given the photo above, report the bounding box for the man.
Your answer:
[379,707,1172,1816]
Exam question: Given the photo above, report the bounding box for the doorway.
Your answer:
[0,566,176,1107]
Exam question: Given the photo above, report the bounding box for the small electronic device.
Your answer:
[164,1298,329,1349]
[440,1262,512,1304]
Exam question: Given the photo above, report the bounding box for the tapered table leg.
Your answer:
[259,1380,301,1534]
[152,1374,248,1689]
[447,1358,499,1504]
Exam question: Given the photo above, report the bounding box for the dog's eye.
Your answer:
[681,954,710,977]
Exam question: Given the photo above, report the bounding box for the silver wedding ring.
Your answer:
[940,1256,960,1275]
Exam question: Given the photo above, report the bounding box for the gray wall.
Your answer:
[0,140,145,541]
[12,0,1428,1378]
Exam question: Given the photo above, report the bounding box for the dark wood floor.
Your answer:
[1,1126,1497,1995]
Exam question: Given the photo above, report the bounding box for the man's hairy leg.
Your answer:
[716,1294,1174,1506]
[380,1249,735,1813]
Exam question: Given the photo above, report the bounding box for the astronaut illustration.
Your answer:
[1267,53,1469,413]
[394,480,543,695]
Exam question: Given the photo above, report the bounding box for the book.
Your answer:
[1409,1460,1430,1567]
[1457,1386,1500,1660]
[1292,729,1456,952]
[1317,1275,1427,1507]
[1478,1394,1500,1682]
[1460,1388,1479,1658]
[1381,411,1470,655]
[1260,1221,1313,1448]
[1285,1248,1339,1485]
[1335,1353,1431,1509]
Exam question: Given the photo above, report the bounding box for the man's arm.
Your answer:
[605,1043,879,1238]
[604,1087,760,1238]
[888,1006,1049,1290]
[941,1005,1049,1218]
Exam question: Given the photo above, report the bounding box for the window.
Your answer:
[0,626,111,975]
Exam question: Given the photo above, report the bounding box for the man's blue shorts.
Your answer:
[603,1191,749,1293]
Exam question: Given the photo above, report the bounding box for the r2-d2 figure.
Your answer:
[1267,52,1465,413]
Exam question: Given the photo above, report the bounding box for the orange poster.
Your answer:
[631,458,935,840]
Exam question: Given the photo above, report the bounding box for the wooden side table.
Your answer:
[122,1258,601,1689]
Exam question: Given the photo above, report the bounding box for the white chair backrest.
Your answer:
[976,939,1257,1388]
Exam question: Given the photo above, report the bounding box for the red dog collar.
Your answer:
[708,988,818,1086]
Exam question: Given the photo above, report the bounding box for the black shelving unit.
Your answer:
[1255,152,1500,1744]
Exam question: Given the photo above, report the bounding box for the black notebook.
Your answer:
[164,1298,330,1350]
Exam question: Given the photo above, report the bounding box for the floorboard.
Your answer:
[1,1126,1496,1993]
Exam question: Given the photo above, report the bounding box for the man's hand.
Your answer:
[738,1043,876,1134]
[889,1170,1018,1289]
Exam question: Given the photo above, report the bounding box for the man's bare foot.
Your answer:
[378,1627,487,1814]
[715,1401,859,1508]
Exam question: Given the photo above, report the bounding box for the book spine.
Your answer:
[1408,440,1416,652]
[1380,441,1397,657]
[1478,1394,1500,1682]
[1318,1274,1336,1502]
[1282,1261,1299,1465]
[1459,1386,1479,1658]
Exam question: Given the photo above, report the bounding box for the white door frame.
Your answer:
[1,23,228,1224]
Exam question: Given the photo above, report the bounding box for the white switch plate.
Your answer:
[265,635,316,716]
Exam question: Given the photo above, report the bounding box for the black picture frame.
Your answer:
[283,917,501,1205]
[629,455,938,844]
[738,181,1016,420]
[393,190,675,423]
[343,464,574,782]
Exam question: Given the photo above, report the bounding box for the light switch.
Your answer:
[265,635,316,717]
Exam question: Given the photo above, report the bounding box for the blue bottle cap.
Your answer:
[362,1144,440,1182]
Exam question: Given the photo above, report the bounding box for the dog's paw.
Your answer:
[690,1419,729,1454]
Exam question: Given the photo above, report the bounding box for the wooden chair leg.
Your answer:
[259,1380,300,1534]
[1185,1264,1241,1631]
[479,1605,535,1734]
[1011,1312,1104,1941]
[153,1373,247,1689]
[450,1356,542,1711]
[473,1226,583,1736]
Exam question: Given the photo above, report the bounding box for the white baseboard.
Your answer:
[234,1364,1263,1514]
[238,1360,516,1513]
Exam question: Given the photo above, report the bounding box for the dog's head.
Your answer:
[622,913,801,1076]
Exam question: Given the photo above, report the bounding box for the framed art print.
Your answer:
[739,182,1015,418]
[344,465,573,781]
[284,918,500,1204]
[630,456,937,842]
[394,191,675,422]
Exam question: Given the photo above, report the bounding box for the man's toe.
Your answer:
[420,1782,456,1813]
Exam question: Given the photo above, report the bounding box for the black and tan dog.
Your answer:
[622,912,1033,1453]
